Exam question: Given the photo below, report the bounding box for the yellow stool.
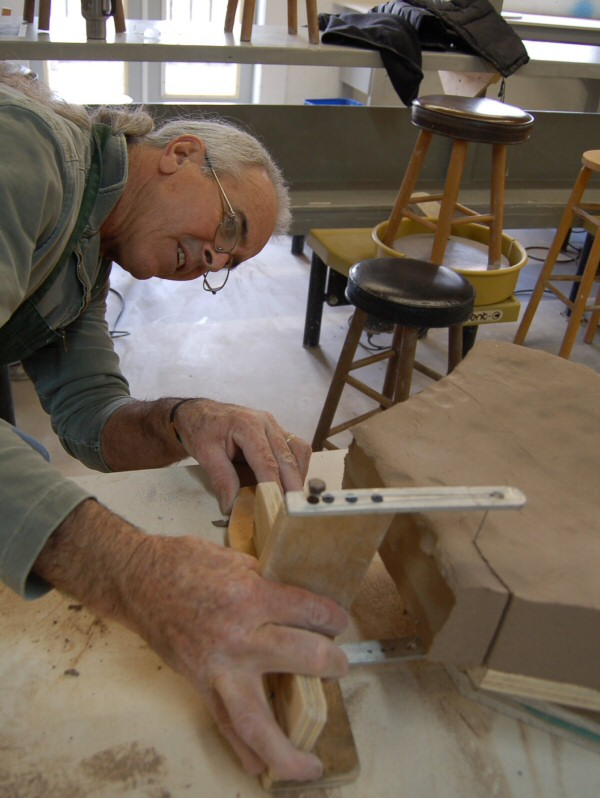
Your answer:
[225,0,319,43]
[304,227,521,350]
[514,150,600,358]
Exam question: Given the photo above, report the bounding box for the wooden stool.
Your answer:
[224,0,319,44]
[23,0,126,34]
[312,257,475,451]
[514,150,600,359]
[382,95,534,268]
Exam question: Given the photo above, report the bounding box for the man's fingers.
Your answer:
[214,672,324,782]
[250,623,349,678]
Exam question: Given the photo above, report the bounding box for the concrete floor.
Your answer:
[9,228,600,479]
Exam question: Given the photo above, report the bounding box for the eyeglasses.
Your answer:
[206,154,240,256]
[203,153,239,294]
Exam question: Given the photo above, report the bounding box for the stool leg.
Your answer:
[391,326,420,403]
[113,0,126,34]
[583,280,600,344]
[431,140,469,265]
[241,0,255,41]
[312,309,368,451]
[224,0,238,32]
[447,325,464,373]
[288,0,297,34]
[23,0,35,23]
[488,144,507,269]
[381,324,404,400]
[384,130,433,248]
[305,0,320,44]
[559,228,600,358]
[514,165,592,347]
[38,0,51,30]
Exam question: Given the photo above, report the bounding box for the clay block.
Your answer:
[343,341,600,693]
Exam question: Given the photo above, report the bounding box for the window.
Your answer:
[30,0,252,104]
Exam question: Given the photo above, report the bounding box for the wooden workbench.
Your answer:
[1,453,599,796]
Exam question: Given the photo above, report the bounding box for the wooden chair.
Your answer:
[23,0,126,34]
[224,0,319,44]
[312,257,475,452]
[514,149,600,359]
[382,95,534,269]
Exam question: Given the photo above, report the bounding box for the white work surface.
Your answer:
[1,452,599,797]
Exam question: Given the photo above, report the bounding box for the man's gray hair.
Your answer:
[0,63,291,235]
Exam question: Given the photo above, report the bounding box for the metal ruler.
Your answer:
[341,637,426,666]
[285,485,526,516]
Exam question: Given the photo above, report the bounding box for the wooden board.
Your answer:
[344,340,600,706]
[228,484,395,789]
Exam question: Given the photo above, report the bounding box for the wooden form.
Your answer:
[343,339,600,709]
[224,0,319,44]
[228,483,395,789]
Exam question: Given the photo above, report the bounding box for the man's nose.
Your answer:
[203,246,232,271]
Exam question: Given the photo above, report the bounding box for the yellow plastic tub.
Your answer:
[372,219,528,306]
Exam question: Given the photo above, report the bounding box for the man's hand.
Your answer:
[34,499,349,781]
[172,398,312,513]
[102,398,312,514]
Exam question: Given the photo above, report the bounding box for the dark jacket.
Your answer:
[372,0,529,77]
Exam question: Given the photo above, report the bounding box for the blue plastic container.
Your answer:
[304,98,364,106]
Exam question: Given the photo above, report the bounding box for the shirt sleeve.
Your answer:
[22,280,136,472]
[0,422,94,599]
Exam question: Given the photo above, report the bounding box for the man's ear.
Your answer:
[159,135,205,175]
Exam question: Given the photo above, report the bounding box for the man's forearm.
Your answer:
[33,498,149,624]
[101,398,190,472]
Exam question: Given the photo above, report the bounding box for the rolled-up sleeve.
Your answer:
[0,424,93,598]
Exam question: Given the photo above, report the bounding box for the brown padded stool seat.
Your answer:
[412,95,534,144]
[312,258,475,451]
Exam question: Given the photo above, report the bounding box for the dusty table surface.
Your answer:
[1,452,599,797]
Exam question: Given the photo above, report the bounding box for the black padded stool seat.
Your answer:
[412,95,534,145]
[312,258,475,451]
[346,257,475,329]
[382,94,534,271]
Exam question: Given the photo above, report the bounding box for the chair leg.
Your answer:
[431,140,469,265]
[312,309,368,451]
[384,130,433,247]
[514,165,592,347]
[381,325,404,400]
[488,144,507,269]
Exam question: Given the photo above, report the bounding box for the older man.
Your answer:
[0,65,348,781]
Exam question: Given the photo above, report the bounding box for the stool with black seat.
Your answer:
[312,258,475,452]
[514,149,600,359]
[382,95,534,269]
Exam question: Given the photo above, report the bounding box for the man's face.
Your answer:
[106,136,279,283]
